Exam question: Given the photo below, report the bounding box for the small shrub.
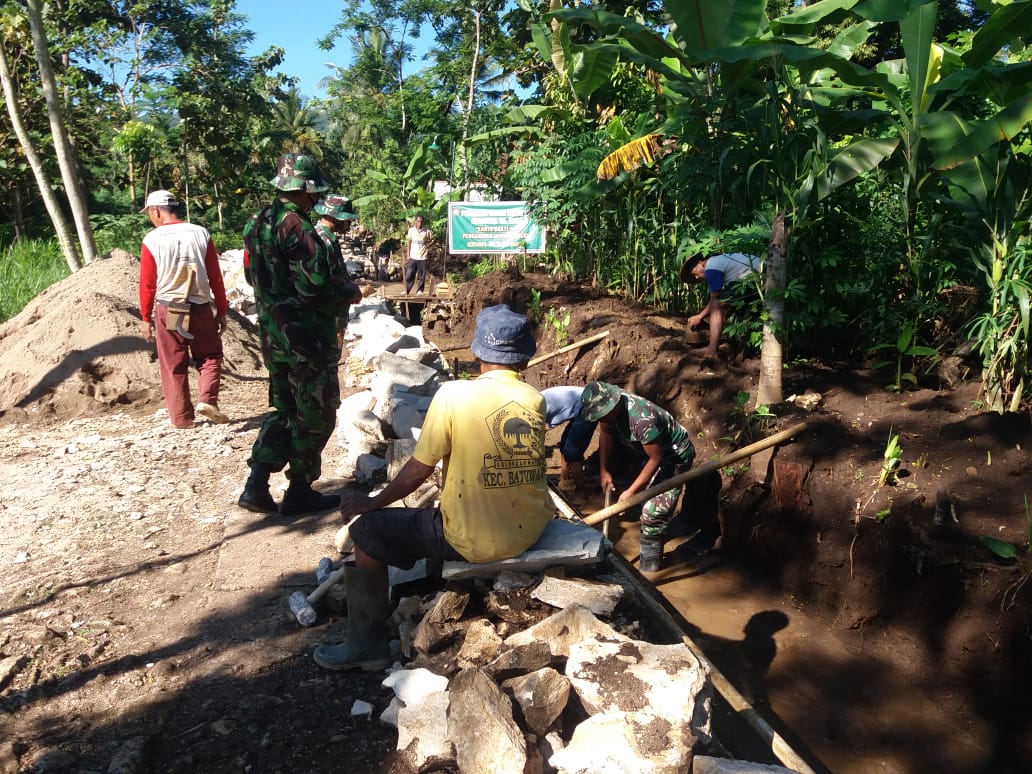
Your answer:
[91,213,148,256]
[544,305,571,347]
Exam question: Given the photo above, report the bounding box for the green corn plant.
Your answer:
[869,322,940,392]
[877,430,903,487]
[527,288,543,324]
[965,242,1030,414]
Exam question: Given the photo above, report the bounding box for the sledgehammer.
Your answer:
[288,563,347,627]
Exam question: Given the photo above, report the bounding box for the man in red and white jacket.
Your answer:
[139,190,229,429]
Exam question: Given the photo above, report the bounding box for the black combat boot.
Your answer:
[279,481,341,517]
[639,534,665,573]
[237,463,277,514]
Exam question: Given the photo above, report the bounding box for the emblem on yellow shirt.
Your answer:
[481,401,545,488]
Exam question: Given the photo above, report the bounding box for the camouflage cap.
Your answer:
[313,194,357,221]
[580,381,623,422]
[270,153,331,193]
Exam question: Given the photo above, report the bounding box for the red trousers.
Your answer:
[154,302,223,427]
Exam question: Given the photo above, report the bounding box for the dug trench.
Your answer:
[0,251,1029,772]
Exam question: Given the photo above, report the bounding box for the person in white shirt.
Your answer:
[403,214,432,295]
[138,189,229,429]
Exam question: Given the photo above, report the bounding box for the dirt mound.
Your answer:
[445,269,729,432]
[0,250,266,424]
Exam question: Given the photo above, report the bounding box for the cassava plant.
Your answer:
[869,322,940,392]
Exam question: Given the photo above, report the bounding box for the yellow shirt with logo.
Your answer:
[413,370,555,562]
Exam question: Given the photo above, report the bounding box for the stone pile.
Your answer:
[376,571,803,774]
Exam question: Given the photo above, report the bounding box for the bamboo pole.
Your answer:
[527,330,610,367]
[582,421,809,526]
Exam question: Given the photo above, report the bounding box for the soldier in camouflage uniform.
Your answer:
[313,194,362,350]
[580,381,696,573]
[237,154,354,517]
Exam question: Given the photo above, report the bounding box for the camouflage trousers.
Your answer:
[249,357,340,483]
[640,457,695,538]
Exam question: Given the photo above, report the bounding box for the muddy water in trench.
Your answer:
[573,499,990,774]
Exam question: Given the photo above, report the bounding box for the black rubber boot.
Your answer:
[237,464,277,514]
[279,481,341,517]
[312,566,392,671]
[639,534,665,573]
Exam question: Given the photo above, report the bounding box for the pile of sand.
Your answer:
[0,249,266,423]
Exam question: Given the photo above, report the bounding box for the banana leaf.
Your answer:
[814,138,900,200]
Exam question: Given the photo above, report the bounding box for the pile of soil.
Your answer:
[0,249,266,424]
[1,256,1030,773]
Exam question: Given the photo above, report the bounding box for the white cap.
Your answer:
[140,190,179,212]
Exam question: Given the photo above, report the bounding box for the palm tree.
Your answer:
[270,84,325,157]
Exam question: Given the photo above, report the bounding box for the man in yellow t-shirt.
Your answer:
[314,304,555,672]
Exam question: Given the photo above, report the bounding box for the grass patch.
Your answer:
[0,239,71,324]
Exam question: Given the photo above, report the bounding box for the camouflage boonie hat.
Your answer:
[580,381,623,421]
[313,194,356,221]
[270,153,331,193]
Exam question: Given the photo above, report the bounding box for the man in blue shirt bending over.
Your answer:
[683,252,761,358]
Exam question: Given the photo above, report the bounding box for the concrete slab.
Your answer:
[442,518,609,579]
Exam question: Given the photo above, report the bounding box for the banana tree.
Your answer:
[930,108,1032,412]
[903,0,1032,412]
[544,0,900,404]
[352,139,457,237]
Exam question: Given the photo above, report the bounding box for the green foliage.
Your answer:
[544,305,571,348]
[463,260,500,280]
[980,497,1032,562]
[527,288,543,324]
[947,151,1032,414]
[0,239,70,323]
[874,503,893,523]
[90,214,149,257]
[877,430,903,487]
[726,390,777,446]
[869,322,940,392]
[966,242,1031,413]
[208,227,243,254]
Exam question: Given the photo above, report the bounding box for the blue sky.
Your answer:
[234,0,438,100]
[234,0,349,99]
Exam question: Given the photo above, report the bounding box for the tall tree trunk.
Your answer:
[214,180,223,230]
[757,212,787,406]
[127,148,137,206]
[0,41,82,272]
[13,183,27,241]
[460,7,483,191]
[26,0,97,264]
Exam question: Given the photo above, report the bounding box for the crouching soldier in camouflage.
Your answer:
[313,194,363,350]
[237,154,354,517]
[580,381,696,573]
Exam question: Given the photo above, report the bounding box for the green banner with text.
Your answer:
[447,201,545,254]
